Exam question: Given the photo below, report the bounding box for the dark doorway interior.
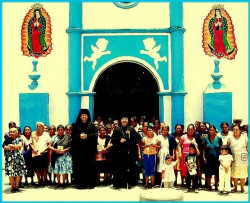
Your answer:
[94,62,159,122]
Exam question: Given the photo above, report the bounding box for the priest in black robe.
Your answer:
[111,116,140,188]
[71,109,98,189]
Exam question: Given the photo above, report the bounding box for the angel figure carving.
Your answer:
[84,38,111,70]
[140,38,167,70]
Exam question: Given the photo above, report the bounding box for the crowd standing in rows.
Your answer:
[2,109,248,195]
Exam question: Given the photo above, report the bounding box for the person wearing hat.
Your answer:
[71,109,98,189]
[31,122,51,187]
[111,116,140,188]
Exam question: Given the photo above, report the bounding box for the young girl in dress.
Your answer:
[218,145,233,195]
[161,155,178,188]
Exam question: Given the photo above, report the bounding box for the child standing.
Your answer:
[161,155,178,188]
[218,145,233,195]
[185,143,200,193]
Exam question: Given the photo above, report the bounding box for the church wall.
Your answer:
[183,3,248,129]
[2,3,69,132]
[2,2,248,133]
[82,3,170,29]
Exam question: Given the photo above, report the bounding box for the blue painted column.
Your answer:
[88,93,95,122]
[170,2,187,130]
[67,2,82,124]
[159,95,164,122]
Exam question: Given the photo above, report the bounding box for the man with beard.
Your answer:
[111,116,140,188]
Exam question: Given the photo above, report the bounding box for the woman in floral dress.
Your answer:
[48,124,73,188]
[3,127,27,193]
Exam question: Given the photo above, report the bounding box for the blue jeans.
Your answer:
[143,154,156,177]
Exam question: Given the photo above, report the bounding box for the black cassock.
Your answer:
[111,125,139,188]
[71,110,98,188]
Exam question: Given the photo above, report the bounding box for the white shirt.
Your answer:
[19,135,30,153]
[97,136,106,151]
[161,161,178,182]
[219,154,233,169]
[157,135,170,172]
[217,131,233,145]
[32,131,51,155]
[132,124,140,133]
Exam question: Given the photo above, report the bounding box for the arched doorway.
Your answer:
[93,62,159,121]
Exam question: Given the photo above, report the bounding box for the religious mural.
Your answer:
[21,3,52,58]
[202,4,237,60]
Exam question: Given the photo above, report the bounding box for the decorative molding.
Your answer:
[140,38,167,70]
[66,27,186,34]
[66,28,83,33]
[28,61,41,90]
[211,59,223,89]
[157,91,187,96]
[113,2,139,9]
[88,56,165,93]
[157,91,172,96]
[169,26,186,33]
[66,91,96,96]
[84,38,111,70]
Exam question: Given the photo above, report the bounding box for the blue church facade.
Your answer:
[2,2,246,133]
[65,2,186,131]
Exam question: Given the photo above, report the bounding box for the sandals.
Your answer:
[11,188,20,193]
[55,184,61,189]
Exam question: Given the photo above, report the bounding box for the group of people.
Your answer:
[3,109,248,195]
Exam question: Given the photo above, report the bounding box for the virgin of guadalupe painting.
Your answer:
[202,4,237,60]
[21,3,52,58]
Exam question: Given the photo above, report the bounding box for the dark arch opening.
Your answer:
[93,62,159,122]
